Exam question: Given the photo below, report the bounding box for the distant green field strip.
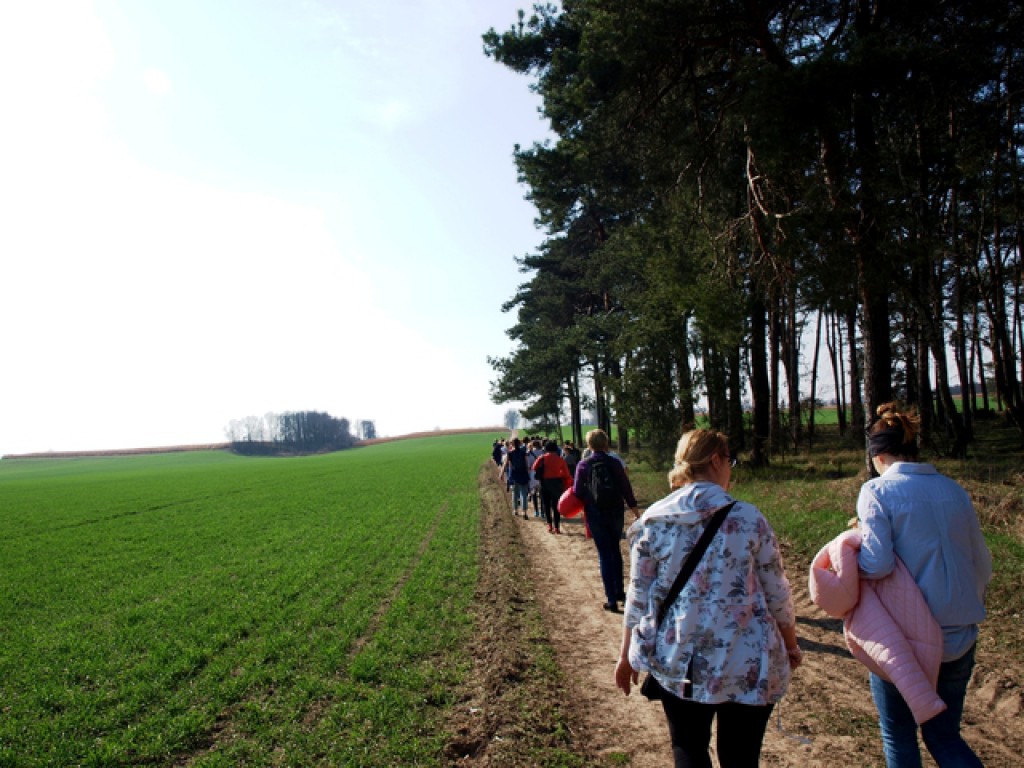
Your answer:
[0,435,492,767]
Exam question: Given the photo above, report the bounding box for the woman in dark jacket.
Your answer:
[573,429,639,612]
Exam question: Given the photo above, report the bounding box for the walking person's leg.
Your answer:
[513,483,529,517]
[541,484,554,530]
[608,508,625,599]
[714,702,774,768]
[542,479,561,531]
[920,645,984,767]
[870,672,924,768]
[660,694,715,768]
[588,513,621,608]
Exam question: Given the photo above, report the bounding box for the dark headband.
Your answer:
[868,426,918,458]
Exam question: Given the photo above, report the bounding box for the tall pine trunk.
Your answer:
[847,306,865,439]
[826,308,848,435]
[953,278,973,438]
[728,345,744,454]
[779,285,802,450]
[807,309,823,449]
[750,296,771,466]
[676,313,696,429]
[769,293,782,453]
[704,343,727,431]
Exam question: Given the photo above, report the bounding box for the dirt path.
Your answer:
[487,473,1024,767]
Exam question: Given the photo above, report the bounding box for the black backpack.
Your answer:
[588,456,622,513]
[509,447,530,483]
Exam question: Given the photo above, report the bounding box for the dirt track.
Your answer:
[468,466,1023,767]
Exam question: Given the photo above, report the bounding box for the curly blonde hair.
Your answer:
[667,429,729,489]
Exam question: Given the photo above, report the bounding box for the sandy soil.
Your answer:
[463,467,1023,767]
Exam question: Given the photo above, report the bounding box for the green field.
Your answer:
[3,426,1021,767]
[0,436,496,767]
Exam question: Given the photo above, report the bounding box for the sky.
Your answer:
[0,0,550,455]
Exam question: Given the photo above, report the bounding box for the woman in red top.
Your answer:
[532,441,573,533]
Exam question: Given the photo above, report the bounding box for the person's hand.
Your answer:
[615,658,639,696]
[787,646,803,670]
[779,624,801,670]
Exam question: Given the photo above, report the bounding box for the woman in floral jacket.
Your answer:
[614,429,801,768]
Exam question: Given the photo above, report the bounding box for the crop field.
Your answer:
[0,435,496,767]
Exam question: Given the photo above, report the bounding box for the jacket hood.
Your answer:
[641,481,733,525]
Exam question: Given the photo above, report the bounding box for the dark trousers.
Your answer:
[540,478,564,529]
[586,506,624,604]
[661,694,774,768]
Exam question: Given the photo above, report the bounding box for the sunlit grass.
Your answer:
[0,436,490,767]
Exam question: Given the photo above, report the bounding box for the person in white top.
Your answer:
[615,428,800,768]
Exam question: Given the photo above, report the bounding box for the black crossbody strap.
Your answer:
[655,500,737,627]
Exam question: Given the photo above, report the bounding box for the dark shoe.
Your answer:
[603,602,619,613]
[555,528,561,534]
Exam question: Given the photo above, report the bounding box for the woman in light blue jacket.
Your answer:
[858,402,992,768]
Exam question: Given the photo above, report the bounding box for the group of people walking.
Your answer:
[492,402,992,768]
[493,435,583,533]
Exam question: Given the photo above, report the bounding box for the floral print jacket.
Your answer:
[624,481,796,705]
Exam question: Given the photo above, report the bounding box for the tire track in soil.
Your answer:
[508,479,1023,767]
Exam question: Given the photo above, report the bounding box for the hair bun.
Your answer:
[871,401,921,452]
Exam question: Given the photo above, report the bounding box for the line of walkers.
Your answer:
[493,435,582,533]
[493,402,992,768]
[493,430,637,598]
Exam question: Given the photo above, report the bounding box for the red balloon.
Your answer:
[558,487,585,518]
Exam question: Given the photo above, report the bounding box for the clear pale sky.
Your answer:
[0,1,548,455]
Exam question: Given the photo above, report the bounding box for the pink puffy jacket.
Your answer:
[808,529,946,724]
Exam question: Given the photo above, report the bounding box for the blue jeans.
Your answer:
[586,505,625,604]
[869,643,982,767]
[512,482,529,513]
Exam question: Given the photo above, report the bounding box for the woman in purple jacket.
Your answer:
[573,429,639,612]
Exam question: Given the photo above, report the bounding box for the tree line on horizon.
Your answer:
[483,0,1024,467]
[225,412,372,455]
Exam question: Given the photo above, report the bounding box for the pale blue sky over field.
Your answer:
[0,1,549,454]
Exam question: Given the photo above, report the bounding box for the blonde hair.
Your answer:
[667,429,729,489]
[585,429,610,453]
